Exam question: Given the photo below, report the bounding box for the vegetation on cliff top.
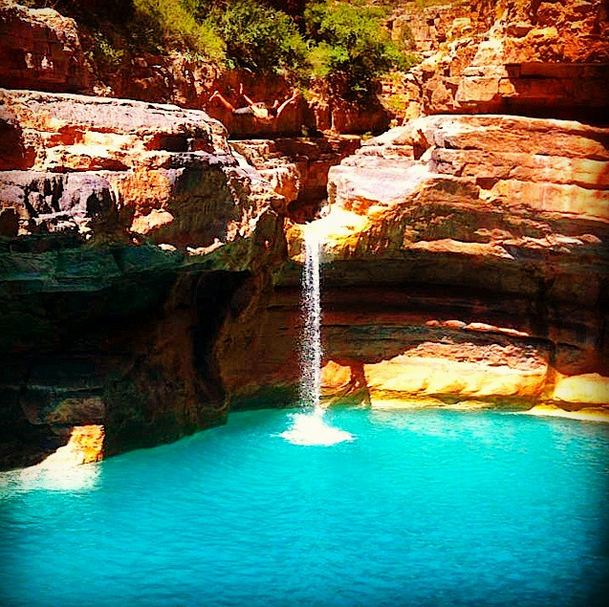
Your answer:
[29,0,418,101]
[305,1,417,98]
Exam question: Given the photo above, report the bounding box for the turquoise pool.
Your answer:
[1,407,608,607]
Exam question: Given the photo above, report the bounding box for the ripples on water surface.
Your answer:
[1,408,608,607]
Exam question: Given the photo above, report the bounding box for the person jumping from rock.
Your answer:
[210,84,299,122]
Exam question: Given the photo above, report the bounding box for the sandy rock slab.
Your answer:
[0,88,285,246]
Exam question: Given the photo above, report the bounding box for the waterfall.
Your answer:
[299,231,323,412]
[279,229,354,446]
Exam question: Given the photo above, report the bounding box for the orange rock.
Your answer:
[0,88,285,246]
[236,112,609,410]
[38,425,105,467]
[229,136,361,220]
[397,0,609,123]
[321,360,352,390]
[0,2,94,93]
[69,425,105,464]
[552,374,609,405]
[364,352,548,400]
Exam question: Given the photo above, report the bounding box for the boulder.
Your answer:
[0,88,284,246]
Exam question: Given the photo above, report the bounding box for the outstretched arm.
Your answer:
[237,82,260,107]
[241,92,257,108]
[275,91,300,118]
[210,90,235,112]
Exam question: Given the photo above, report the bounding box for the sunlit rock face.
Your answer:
[230,136,362,221]
[395,0,609,123]
[0,88,286,243]
[2,0,608,469]
[234,114,609,411]
[387,2,474,55]
[0,89,286,470]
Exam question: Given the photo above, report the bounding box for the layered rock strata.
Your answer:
[0,0,93,93]
[388,0,609,123]
[0,88,285,469]
[2,0,609,471]
[230,136,361,221]
[231,114,609,413]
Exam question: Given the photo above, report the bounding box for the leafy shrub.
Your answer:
[89,30,126,68]
[133,0,225,61]
[395,23,416,52]
[206,0,309,77]
[304,1,406,100]
[383,92,409,115]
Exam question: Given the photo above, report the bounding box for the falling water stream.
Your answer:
[280,229,354,446]
[300,230,323,410]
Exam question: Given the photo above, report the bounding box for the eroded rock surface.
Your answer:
[0,0,94,93]
[0,88,286,469]
[388,0,609,123]
[232,114,609,411]
[230,136,361,220]
[387,1,475,54]
[2,0,609,470]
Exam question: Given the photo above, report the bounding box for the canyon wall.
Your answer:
[1,0,609,469]
[384,0,609,123]
[225,114,609,411]
[228,0,609,414]
[0,88,286,469]
[0,1,93,93]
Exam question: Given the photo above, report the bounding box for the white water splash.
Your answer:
[0,457,100,495]
[280,408,354,446]
[280,229,354,446]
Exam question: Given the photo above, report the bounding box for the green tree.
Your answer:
[207,0,310,77]
[133,0,225,60]
[304,1,406,100]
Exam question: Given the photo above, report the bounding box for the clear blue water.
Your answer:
[1,407,608,607]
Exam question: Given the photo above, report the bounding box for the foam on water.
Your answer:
[0,459,100,495]
[279,409,354,446]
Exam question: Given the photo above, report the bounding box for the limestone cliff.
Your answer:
[239,114,609,411]
[223,0,609,414]
[385,0,609,123]
[0,88,286,469]
[1,0,609,470]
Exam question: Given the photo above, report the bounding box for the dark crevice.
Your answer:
[192,271,252,399]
